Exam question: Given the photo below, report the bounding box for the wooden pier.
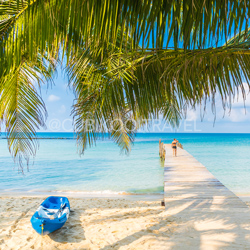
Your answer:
[162,143,250,249]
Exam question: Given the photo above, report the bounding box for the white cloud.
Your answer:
[186,109,198,121]
[59,105,66,114]
[182,83,250,124]
[229,82,250,108]
[231,94,250,108]
[48,94,60,102]
[226,108,250,122]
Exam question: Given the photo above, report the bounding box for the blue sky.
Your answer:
[40,68,250,134]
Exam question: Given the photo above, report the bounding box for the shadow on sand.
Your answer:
[49,210,85,243]
[99,185,250,249]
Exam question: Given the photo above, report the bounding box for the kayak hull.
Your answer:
[31,196,70,235]
[30,216,68,235]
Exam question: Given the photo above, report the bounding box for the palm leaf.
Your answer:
[67,38,182,153]
[0,0,250,165]
[0,55,55,172]
[69,33,250,152]
[0,0,249,64]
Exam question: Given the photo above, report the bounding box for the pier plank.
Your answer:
[164,144,250,249]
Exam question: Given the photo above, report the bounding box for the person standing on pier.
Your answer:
[172,139,179,156]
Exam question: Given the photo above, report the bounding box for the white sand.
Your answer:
[1,196,250,250]
[0,197,176,250]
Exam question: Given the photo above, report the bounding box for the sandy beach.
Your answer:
[0,196,176,250]
[1,196,250,250]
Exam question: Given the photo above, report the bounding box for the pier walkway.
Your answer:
[163,144,250,249]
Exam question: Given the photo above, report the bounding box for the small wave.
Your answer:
[0,189,131,195]
[54,190,130,195]
[0,188,164,196]
[1,187,164,196]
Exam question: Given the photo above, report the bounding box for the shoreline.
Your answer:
[2,189,250,202]
[0,190,164,201]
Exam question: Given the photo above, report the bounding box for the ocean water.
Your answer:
[0,133,250,196]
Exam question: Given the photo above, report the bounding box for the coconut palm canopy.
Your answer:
[0,0,250,171]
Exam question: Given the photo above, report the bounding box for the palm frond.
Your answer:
[108,42,250,109]
[69,34,250,153]
[0,55,55,172]
[0,0,249,65]
[67,39,182,153]
[0,0,250,165]
[71,70,137,154]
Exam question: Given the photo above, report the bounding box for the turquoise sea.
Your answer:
[0,133,250,196]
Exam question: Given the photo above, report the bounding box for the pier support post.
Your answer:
[159,139,162,157]
[159,141,165,160]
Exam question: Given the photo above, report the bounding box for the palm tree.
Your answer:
[0,0,250,171]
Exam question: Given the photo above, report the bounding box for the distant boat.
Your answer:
[31,196,70,235]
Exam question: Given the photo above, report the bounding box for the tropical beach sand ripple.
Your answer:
[0,197,178,250]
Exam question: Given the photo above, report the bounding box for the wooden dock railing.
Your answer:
[159,139,166,160]
[159,139,183,160]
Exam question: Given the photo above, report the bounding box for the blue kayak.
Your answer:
[31,196,70,235]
